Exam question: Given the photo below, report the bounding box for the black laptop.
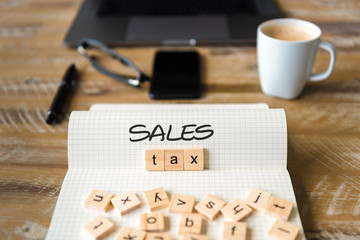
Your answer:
[64,0,282,47]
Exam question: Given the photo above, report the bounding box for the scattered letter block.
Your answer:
[111,191,142,216]
[84,190,113,212]
[165,149,184,171]
[268,220,299,240]
[140,212,165,232]
[83,215,115,240]
[220,198,252,222]
[184,148,204,171]
[116,227,147,240]
[245,188,271,212]
[183,234,209,240]
[266,196,294,221]
[145,149,165,171]
[178,213,203,235]
[223,222,246,240]
[169,193,196,214]
[144,187,170,211]
[146,233,172,240]
[195,194,226,220]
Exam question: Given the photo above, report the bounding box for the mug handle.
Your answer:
[309,41,336,81]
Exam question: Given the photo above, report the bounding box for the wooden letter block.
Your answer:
[169,193,196,214]
[146,233,172,240]
[165,149,184,171]
[222,222,246,240]
[84,189,114,212]
[245,188,271,212]
[184,148,204,171]
[178,213,203,235]
[83,215,115,240]
[116,227,147,240]
[195,194,226,220]
[183,234,209,240]
[111,191,142,216]
[140,212,165,232]
[266,196,294,221]
[145,149,164,171]
[268,220,299,240]
[220,198,252,222]
[144,187,170,211]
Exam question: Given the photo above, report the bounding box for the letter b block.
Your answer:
[145,149,165,171]
[165,149,184,171]
[178,213,202,235]
[184,148,204,171]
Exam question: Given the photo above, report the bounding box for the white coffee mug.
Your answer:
[257,18,336,99]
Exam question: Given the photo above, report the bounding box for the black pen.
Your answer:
[46,64,77,124]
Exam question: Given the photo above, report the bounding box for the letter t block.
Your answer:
[145,149,164,171]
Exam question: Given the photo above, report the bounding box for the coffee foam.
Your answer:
[262,24,316,41]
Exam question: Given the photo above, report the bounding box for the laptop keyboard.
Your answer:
[97,0,257,17]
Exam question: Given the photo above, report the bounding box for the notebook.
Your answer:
[46,104,305,239]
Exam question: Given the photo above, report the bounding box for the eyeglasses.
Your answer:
[77,38,150,87]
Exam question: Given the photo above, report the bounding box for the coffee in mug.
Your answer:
[257,19,336,99]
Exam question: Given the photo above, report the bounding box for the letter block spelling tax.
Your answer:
[266,196,294,221]
[183,234,209,240]
[169,193,196,214]
[268,220,299,240]
[116,227,147,240]
[144,187,170,211]
[245,188,271,212]
[165,149,184,171]
[178,213,203,235]
[223,222,246,240]
[84,190,114,212]
[83,215,115,240]
[220,198,252,222]
[184,148,204,171]
[111,191,142,216]
[195,194,226,220]
[145,149,165,171]
[146,233,172,240]
[140,212,165,232]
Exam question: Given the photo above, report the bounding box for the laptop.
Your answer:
[64,0,282,47]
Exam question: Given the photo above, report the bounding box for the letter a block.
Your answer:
[145,149,165,171]
[83,215,115,240]
[111,191,142,216]
[116,227,147,240]
[245,188,271,212]
[220,198,252,222]
[268,220,299,240]
[184,148,204,171]
[146,233,172,240]
[223,222,246,240]
[195,194,226,220]
[144,187,170,211]
[84,189,114,212]
[169,193,196,214]
[178,213,202,235]
[140,212,165,232]
[165,149,184,171]
[266,196,294,221]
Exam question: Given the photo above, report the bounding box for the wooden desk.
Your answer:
[0,0,359,239]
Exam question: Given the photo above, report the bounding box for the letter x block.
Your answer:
[145,149,165,171]
[146,233,172,240]
[83,215,115,240]
[144,187,170,212]
[183,234,209,240]
[184,148,204,170]
[84,189,114,212]
[111,191,142,216]
[220,198,252,222]
[169,193,196,214]
[223,222,246,240]
[140,212,165,232]
[195,194,226,220]
[178,213,202,235]
[268,220,299,240]
[266,196,294,221]
[245,188,271,212]
[116,227,147,240]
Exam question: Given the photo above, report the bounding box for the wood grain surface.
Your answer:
[0,0,359,239]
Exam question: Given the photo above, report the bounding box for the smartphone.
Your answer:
[150,51,201,99]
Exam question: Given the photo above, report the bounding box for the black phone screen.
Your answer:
[150,51,201,99]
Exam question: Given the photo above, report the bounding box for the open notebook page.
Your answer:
[46,107,304,240]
